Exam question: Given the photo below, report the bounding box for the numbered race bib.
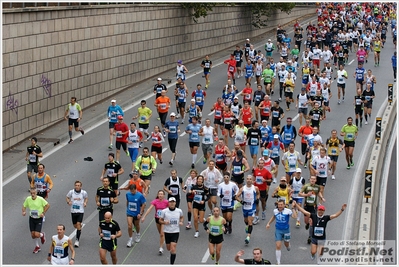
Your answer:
[355,99,362,105]
[30,210,39,218]
[357,73,363,80]
[365,96,371,101]
[128,202,137,212]
[243,202,252,210]
[102,230,111,240]
[236,135,243,142]
[346,133,354,140]
[224,117,232,124]
[29,154,36,162]
[69,110,76,117]
[107,169,115,177]
[264,107,270,113]
[152,137,158,142]
[245,94,251,100]
[314,226,324,237]
[140,116,146,122]
[222,198,230,206]
[233,166,241,174]
[156,210,162,217]
[255,95,261,102]
[229,66,234,72]
[250,138,258,146]
[272,111,279,117]
[170,218,178,225]
[319,169,326,176]
[116,132,122,138]
[284,133,292,141]
[284,233,291,242]
[205,63,210,68]
[204,137,211,142]
[72,204,80,210]
[272,148,279,157]
[216,154,224,162]
[169,126,177,134]
[101,198,110,206]
[110,113,116,120]
[196,97,202,103]
[170,187,178,195]
[160,103,167,110]
[210,226,219,234]
[307,194,316,204]
[313,114,319,120]
[338,77,344,82]
[331,148,337,155]
[54,246,64,258]
[157,88,162,94]
[215,110,222,117]
[255,176,263,184]
[191,132,199,141]
[194,194,202,203]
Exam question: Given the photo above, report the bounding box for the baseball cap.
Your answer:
[317,205,326,211]
[263,150,269,156]
[168,197,176,202]
[296,168,302,173]
[177,60,182,64]
[111,99,116,103]
[268,39,271,41]
[129,170,139,178]
[274,134,279,139]
[234,96,239,99]
[117,115,123,120]
[157,77,162,81]
[170,112,176,117]
[191,99,195,102]
[301,87,306,91]
[246,38,250,41]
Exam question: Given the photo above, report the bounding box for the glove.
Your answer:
[219,194,224,199]
[254,199,259,205]
[240,200,245,205]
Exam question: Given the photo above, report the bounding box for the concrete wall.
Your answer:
[2,4,314,150]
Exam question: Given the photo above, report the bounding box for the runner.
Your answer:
[96,177,118,222]
[298,119,313,164]
[353,88,365,127]
[280,117,297,152]
[233,45,244,78]
[289,168,305,227]
[26,137,43,187]
[266,199,298,265]
[191,84,207,111]
[204,206,226,264]
[163,170,184,208]
[259,120,272,153]
[186,99,202,124]
[150,125,165,164]
[235,248,271,264]
[66,180,88,247]
[153,77,167,100]
[64,97,84,144]
[113,115,129,163]
[182,170,198,230]
[22,188,49,253]
[270,101,284,130]
[391,51,397,82]
[325,130,345,180]
[154,90,171,136]
[199,118,217,165]
[47,224,75,265]
[247,120,262,167]
[125,183,146,247]
[281,142,303,184]
[224,54,237,84]
[258,95,272,123]
[241,82,253,106]
[235,175,260,245]
[230,149,250,189]
[201,160,223,212]
[176,60,188,81]
[100,152,124,197]
[217,172,239,234]
[353,62,366,91]
[210,97,225,141]
[185,116,202,169]
[31,163,53,201]
[107,99,124,149]
[222,105,235,146]
[266,135,285,183]
[233,120,248,153]
[189,175,209,238]
[362,83,376,125]
[126,122,143,172]
[119,170,148,196]
[98,211,122,264]
[253,159,273,223]
[140,190,169,254]
[165,112,180,166]
[296,88,310,126]
[310,148,332,197]
[175,81,189,124]
[135,147,157,191]
[213,138,232,172]
[335,64,348,104]
[262,63,274,95]
[201,55,212,89]
[340,117,358,169]
[159,197,184,265]
[132,100,152,144]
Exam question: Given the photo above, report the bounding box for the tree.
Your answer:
[180,3,218,23]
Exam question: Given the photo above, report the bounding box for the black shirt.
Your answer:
[99,219,121,243]
[244,258,271,264]
[354,95,365,108]
[104,161,122,180]
[27,145,42,165]
[96,186,116,210]
[201,60,212,72]
[154,83,167,95]
[310,213,331,240]
[247,128,262,146]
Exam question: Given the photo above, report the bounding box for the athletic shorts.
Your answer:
[216,162,227,171]
[284,92,293,99]
[109,122,116,129]
[221,207,234,213]
[27,164,38,174]
[311,238,326,246]
[115,141,127,151]
[151,145,162,154]
[231,175,244,185]
[298,108,308,114]
[214,118,223,125]
[139,123,149,130]
[224,124,233,130]
[178,102,186,109]
[316,176,327,187]
[209,234,224,244]
[329,155,338,162]
[355,107,363,115]
[128,147,139,162]
[364,102,372,109]
[337,83,346,89]
[108,177,119,190]
[99,239,117,252]
[292,197,303,205]
[37,191,48,199]
[68,118,79,128]
[312,59,320,67]
[260,190,268,199]
[323,101,329,107]
[141,174,152,181]
[202,143,213,156]
[208,188,218,197]
[236,61,242,68]
[165,232,179,244]
[286,171,294,177]
[204,71,211,75]
[249,145,259,156]
[344,140,355,147]
[71,213,84,225]
[243,208,256,218]
[270,157,280,165]
[159,112,168,125]
[275,228,290,242]
[186,193,194,203]
[193,202,206,211]
[266,51,273,57]
[189,142,200,148]
[29,217,44,233]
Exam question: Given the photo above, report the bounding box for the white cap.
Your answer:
[296,168,302,173]
[168,197,176,202]
[274,134,279,139]
[170,112,176,116]
[191,99,195,102]
[157,77,162,81]
[246,38,250,41]
[234,96,239,99]
[268,39,271,41]
[111,99,116,103]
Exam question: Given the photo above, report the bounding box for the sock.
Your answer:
[28,176,32,184]
[176,109,180,114]
[360,118,363,124]
[276,250,281,264]
[188,212,191,222]
[305,157,308,164]
[233,79,236,85]
[364,114,368,121]
[171,253,176,265]
[245,221,248,225]
[69,131,72,139]
[228,221,232,228]
[287,101,290,109]
[224,223,228,230]
[40,233,43,238]
[248,225,253,234]
[309,225,313,237]
[35,238,39,247]
[297,211,302,221]
[192,154,197,164]
[355,118,359,126]
[77,230,81,240]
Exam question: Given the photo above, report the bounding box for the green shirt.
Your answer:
[135,155,157,176]
[300,183,320,206]
[23,196,48,218]
[291,48,300,57]
[209,216,223,236]
[340,124,358,141]
[262,69,274,83]
[137,107,152,124]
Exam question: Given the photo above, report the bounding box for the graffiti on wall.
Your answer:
[6,92,18,115]
[40,74,52,97]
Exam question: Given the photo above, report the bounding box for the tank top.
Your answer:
[176,65,185,80]
[202,126,214,145]
[215,145,226,164]
[242,185,256,210]
[214,103,223,119]
[167,177,181,197]
[231,103,240,118]
[178,88,187,103]
[232,157,243,176]
[128,130,140,149]
[194,90,205,106]
[282,125,294,144]
[245,64,253,76]
[260,100,271,116]
[277,186,290,204]
[209,216,223,236]
[223,111,233,125]
[188,105,198,118]
[34,173,48,192]
[291,177,304,198]
[242,107,252,125]
[151,132,162,147]
[270,141,282,158]
[129,178,144,193]
[51,234,70,259]
[256,63,263,76]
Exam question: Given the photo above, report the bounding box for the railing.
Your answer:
[2,3,152,8]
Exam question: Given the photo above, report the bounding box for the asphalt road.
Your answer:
[2,16,396,265]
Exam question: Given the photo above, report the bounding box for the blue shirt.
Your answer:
[126,191,146,217]
[185,123,202,142]
[274,208,292,230]
[165,120,180,139]
[392,55,397,68]
[194,90,205,106]
[260,125,272,143]
[107,105,124,123]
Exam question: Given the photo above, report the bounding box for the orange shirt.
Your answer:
[128,178,144,193]
[155,96,171,113]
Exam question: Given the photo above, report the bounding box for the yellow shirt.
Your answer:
[137,107,152,124]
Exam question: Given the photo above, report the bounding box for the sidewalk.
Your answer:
[2,14,315,181]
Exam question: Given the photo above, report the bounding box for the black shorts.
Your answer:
[155,217,161,224]
[284,91,293,99]
[168,138,178,153]
[193,202,206,211]
[27,164,38,174]
[139,123,149,130]
[99,239,117,252]
[355,107,363,115]
[344,140,355,147]
[178,102,186,109]
[221,207,234,213]
[260,190,268,199]
[271,157,280,165]
[189,142,200,148]
[208,188,217,197]
[323,101,329,107]
[151,145,162,154]
[231,175,244,185]
[298,108,308,114]
[68,118,79,128]
[115,141,127,151]
[165,232,179,244]
[216,162,227,171]
[254,101,261,107]
[304,205,316,214]
[301,143,307,155]
[141,174,152,181]
[29,217,43,233]
[329,155,338,162]
[316,176,327,187]
[364,102,372,109]
[260,115,269,122]
[109,122,116,129]
[337,83,346,89]
[214,118,223,125]
[108,177,119,190]
[224,124,233,130]
[37,191,48,199]
[186,193,194,203]
[159,112,168,125]
[209,234,224,244]
[71,213,84,224]
[236,61,242,68]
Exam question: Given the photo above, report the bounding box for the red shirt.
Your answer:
[242,107,252,125]
[224,59,236,73]
[114,122,129,143]
[299,125,313,144]
[213,102,224,119]
[242,87,253,102]
[253,168,272,191]
[151,132,163,147]
[260,100,272,116]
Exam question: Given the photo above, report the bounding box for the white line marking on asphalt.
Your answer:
[292,114,299,121]
[348,59,354,65]
[180,132,186,137]
[162,147,168,153]
[201,248,210,263]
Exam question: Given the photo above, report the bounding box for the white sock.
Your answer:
[297,211,302,221]
[35,238,39,247]
[192,154,197,163]
[276,250,281,264]
[40,233,43,238]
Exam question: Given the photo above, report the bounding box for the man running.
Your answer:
[96,177,118,221]
[31,163,53,201]
[98,211,122,264]
[340,117,358,169]
[165,112,180,166]
[155,90,171,136]
[235,248,271,264]
[126,122,143,172]
[132,100,152,144]
[185,116,202,169]
[201,160,223,212]
[135,147,157,191]
[325,130,345,180]
[125,184,146,247]
[64,97,84,144]
[201,55,213,89]
[26,137,43,187]
[47,224,75,265]
[113,115,129,163]
[107,99,124,149]
[100,152,124,197]
[199,118,217,165]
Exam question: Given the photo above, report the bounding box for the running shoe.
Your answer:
[311,253,316,260]
[245,236,250,244]
[253,216,259,225]
[228,225,232,234]
[307,236,311,244]
[186,222,192,230]
[350,161,354,167]
[157,117,160,120]
[305,223,309,230]
[108,144,113,149]
[347,164,350,169]
[338,100,341,105]
[262,211,266,220]
[303,163,307,168]
[273,178,277,184]
[127,238,133,248]
[126,151,130,157]
[68,139,74,144]
[296,221,300,227]
[40,232,46,244]
[271,90,274,95]
[332,175,336,180]
[278,97,282,101]
[74,240,79,248]
[194,231,199,238]
[160,160,163,164]
[365,121,368,125]
[287,244,291,251]
[360,122,362,128]
[176,114,180,119]
[33,246,41,253]
[159,247,164,255]
[211,253,215,260]
[245,226,248,234]
[79,127,85,135]
[135,233,141,243]
[191,163,195,169]
[169,161,173,166]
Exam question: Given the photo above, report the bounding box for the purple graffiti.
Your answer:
[6,92,18,115]
[41,74,52,97]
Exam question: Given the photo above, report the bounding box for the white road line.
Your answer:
[162,147,168,153]
[292,114,299,121]
[348,59,354,65]
[201,248,210,263]
[180,132,186,137]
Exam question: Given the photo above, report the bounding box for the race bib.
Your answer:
[128,202,137,212]
[169,126,177,134]
[72,204,80,210]
[29,154,36,162]
[107,169,115,177]
[141,164,149,171]
[54,246,64,258]
[30,210,39,218]
[160,103,167,110]
[346,133,354,140]
[102,230,111,240]
[233,166,241,174]
[210,226,219,234]
[101,198,110,206]
[256,176,263,184]
[250,138,258,146]
[272,111,279,117]
[314,226,324,237]
[222,198,230,206]
[194,194,202,203]
[191,132,199,141]
[170,187,178,195]
[229,66,234,72]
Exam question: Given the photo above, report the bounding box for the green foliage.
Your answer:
[180,3,296,27]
